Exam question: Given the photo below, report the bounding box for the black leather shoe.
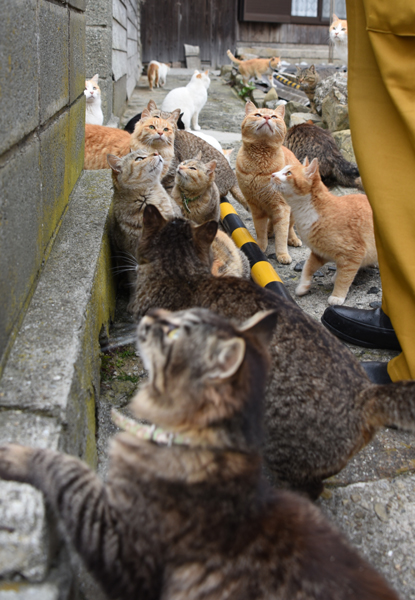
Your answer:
[321,306,401,351]
[361,361,392,384]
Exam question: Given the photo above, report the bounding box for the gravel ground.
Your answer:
[97,70,415,599]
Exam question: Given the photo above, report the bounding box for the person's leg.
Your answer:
[337,0,415,380]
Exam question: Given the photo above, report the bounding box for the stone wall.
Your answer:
[86,0,142,121]
[0,0,86,378]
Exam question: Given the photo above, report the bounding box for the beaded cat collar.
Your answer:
[112,408,191,447]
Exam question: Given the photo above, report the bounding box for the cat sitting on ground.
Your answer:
[84,125,131,169]
[236,101,302,264]
[295,65,320,113]
[171,153,250,279]
[129,205,415,499]
[330,14,348,64]
[226,50,281,84]
[84,74,104,125]
[0,306,401,600]
[271,157,376,305]
[147,60,170,90]
[284,121,363,189]
[161,70,210,131]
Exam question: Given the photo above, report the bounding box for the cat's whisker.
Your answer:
[100,334,138,352]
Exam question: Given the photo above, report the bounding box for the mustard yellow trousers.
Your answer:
[346,0,415,380]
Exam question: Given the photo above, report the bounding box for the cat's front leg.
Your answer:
[288,211,302,247]
[271,202,292,264]
[296,251,326,296]
[191,112,201,131]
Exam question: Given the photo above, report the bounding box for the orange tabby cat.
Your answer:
[236,101,302,264]
[130,109,181,179]
[227,50,280,84]
[84,124,131,170]
[271,157,377,305]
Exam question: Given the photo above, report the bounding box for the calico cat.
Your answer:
[284,121,362,189]
[129,204,415,499]
[161,70,210,131]
[106,150,176,275]
[330,14,348,64]
[271,157,376,305]
[84,74,104,125]
[132,101,249,210]
[147,60,170,90]
[84,124,131,170]
[226,50,281,84]
[295,65,320,113]
[236,101,302,264]
[0,306,401,600]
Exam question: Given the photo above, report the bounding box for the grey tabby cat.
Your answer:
[0,307,400,600]
[296,65,320,113]
[129,205,415,499]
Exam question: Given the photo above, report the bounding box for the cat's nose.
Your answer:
[153,152,159,156]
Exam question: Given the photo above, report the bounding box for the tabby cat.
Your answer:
[295,65,320,113]
[0,307,400,600]
[236,101,302,264]
[284,121,362,189]
[134,101,249,210]
[271,157,376,305]
[330,14,348,64]
[227,50,280,84]
[129,205,415,499]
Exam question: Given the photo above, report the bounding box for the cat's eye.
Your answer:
[255,113,262,117]
[167,327,180,339]
[285,171,292,175]
[135,156,144,161]
[149,125,156,130]
[93,86,98,90]
[189,167,197,170]
[341,27,346,31]
[271,115,277,119]
[163,128,169,132]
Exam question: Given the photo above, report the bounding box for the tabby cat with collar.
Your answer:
[129,205,415,499]
[0,307,400,600]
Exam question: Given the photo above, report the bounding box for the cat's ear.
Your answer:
[309,65,316,74]
[305,157,319,178]
[167,109,181,124]
[275,104,285,119]
[296,65,301,73]
[194,220,218,248]
[147,99,158,111]
[195,150,203,160]
[204,69,209,75]
[333,13,338,20]
[91,74,99,83]
[107,154,122,173]
[238,310,278,348]
[245,101,256,115]
[141,108,152,121]
[142,204,167,234]
[303,156,310,166]
[208,337,246,381]
[205,160,217,175]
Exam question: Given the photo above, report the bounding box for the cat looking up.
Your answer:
[129,205,415,499]
[0,306,401,600]
[161,69,210,131]
[271,157,376,305]
[236,101,302,264]
[329,14,348,64]
[147,60,170,90]
[84,74,104,125]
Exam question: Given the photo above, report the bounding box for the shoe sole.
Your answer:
[321,316,401,351]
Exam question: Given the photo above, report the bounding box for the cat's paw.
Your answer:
[277,253,292,265]
[328,295,345,306]
[192,125,201,131]
[0,444,33,482]
[296,283,310,296]
[288,236,302,247]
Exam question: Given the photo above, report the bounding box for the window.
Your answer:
[239,0,346,24]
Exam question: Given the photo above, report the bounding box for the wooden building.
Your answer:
[141,0,346,67]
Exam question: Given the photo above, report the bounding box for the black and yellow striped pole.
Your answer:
[220,198,292,301]
[272,73,301,90]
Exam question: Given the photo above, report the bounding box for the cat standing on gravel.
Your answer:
[129,205,415,499]
[0,306,401,600]
[84,74,104,125]
[147,60,170,90]
[329,14,348,64]
[236,101,302,264]
[271,157,376,305]
[226,50,281,84]
[161,70,210,131]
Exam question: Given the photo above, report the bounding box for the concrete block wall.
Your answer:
[0,0,86,378]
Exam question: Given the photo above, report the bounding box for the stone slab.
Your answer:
[112,18,127,52]
[127,17,138,41]
[112,49,127,81]
[112,0,127,28]
[67,96,86,196]
[113,74,127,116]
[69,10,86,104]
[0,583,59,600]
[0,0,39,155]
[85,26,112,81]
[68,0,86,10]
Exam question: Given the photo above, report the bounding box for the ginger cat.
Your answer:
[84,124,131,169]
[236,101,302,264]
[227,50,280,84]
[271,157,377,305]
[147,60,170,90]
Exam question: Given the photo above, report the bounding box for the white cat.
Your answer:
[147,61,170,90]
[161,70,210,131]
[329,14,348,64]
[84,74,104,125]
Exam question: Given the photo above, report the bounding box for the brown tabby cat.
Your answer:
[84,124,131,169]
[106,149,176,273]
[0,307,400,600]
[284,121,362,189]
[129,205,415,499]
[271,157,376,305]
[295,65,320,113]
[226,50,281,84]
[135,101,249,210]
[236,101,302,264]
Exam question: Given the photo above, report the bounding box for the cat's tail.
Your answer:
[230,184,251,212]
[363,380,415,430]
[227,49,242,65]
[332,155,363,190]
